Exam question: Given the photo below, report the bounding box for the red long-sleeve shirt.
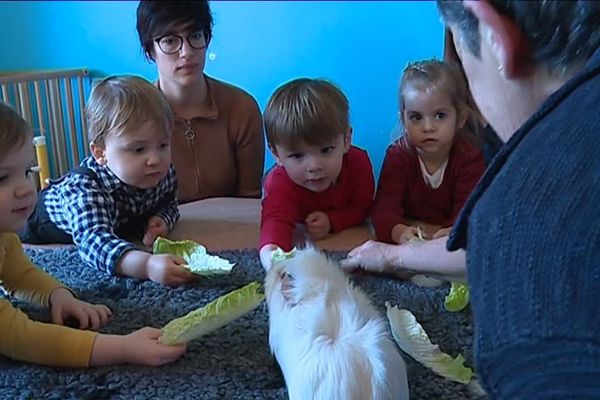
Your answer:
[372,138,485,243]
[260,146,375,251]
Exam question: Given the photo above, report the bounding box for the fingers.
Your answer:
[143,232,155,247]
[142,327,163,340]
[87,307,101,331]
[169,255,188,265]
[51,306,64,326]
[339,257,359,270]
[96,305,112,327]
[158,343,187,364]
[72,307,91,330]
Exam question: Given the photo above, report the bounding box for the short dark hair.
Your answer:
[437,0,600,72]
[0,102,32,161]
[136,0,213,61]
[264,78,350,150]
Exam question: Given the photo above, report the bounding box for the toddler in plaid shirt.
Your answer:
[20,76,195,286]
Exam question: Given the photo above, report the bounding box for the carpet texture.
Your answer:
[1,248,484,400]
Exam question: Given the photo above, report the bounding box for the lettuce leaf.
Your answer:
[271,247,297,265]
[386,303,473,384]
[444,282,470,312]
[153,237,234,276]
[160,281,265,345]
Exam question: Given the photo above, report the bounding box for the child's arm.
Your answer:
[89,328,186,366]
[0,300,185,367]
[2,234,109,328]
[259,244,281,271]
[115,250,195,286]
[372,144,411,243]
[259,170,298,254]
[0,234,67,306]
[326,148,375,232]
[62,181,192,285]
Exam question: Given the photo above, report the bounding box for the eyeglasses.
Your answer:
[154,31,207,55]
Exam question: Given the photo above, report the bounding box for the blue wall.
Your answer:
[0,1,444,176]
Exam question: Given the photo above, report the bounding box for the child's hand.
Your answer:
[391,224,424,244]
[305,211,331,240]
[50,287,112,330]
[432,227,452,239]
[90,327,187,366]
[124,327,187,366]
[143,216,169,247]
[259,244,281,271]
[146,254,196,286]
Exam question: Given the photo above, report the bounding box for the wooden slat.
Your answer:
[0,68,88,84]
[77,75,89,152]
[64,77,80,166]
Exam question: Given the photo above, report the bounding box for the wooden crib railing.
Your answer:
[0,69,93,187]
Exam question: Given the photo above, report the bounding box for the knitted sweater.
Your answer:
[448,47,600,398]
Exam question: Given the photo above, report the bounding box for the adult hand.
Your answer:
[50,287,112,330]
[124,327,187,366]
[391,224,423,244]
[340,240,416,279]
[305,211,331,240]
[432,227,452,239]
[147,254,196,286]
[143,216,169,247]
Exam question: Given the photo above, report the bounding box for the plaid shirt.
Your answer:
[43,156,179,275]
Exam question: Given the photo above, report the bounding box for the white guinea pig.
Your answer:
[265,247,409,400]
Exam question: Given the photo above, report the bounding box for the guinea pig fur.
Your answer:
[265,247,409,400]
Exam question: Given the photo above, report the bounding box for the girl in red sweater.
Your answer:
[372,59,485,244]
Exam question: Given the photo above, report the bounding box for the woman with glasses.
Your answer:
[136,0,265,204]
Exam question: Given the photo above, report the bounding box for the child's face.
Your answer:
[0,139,37,232]
[401,89,463,157]
[91,121,171,189]
[273,133,351,193]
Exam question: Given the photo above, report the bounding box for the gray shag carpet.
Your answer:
[0,248,484,400]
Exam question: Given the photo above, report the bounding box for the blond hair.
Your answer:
[0,102,32,161]
[264,78,349,149]
[399,59,482,147]
[86,75,173,147]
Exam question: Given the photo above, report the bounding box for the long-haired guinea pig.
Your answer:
[265,247,409,400]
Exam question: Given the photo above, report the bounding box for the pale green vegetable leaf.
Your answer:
[386,303,473,384]
[160,281,265,345]
[153,237,234,276]
[271,247,297,265]
[444,282,470,312]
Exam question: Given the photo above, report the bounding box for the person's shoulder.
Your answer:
[206,75,260,111]
[345,145,372,167]
[264,165,293,191]
[451,136,485,163]
[383,138,414,164]
[47,157,111,197]
[0,232,17,250]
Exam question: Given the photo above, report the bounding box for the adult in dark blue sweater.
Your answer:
[343,1,600,398]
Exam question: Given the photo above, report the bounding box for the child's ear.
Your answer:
[269,144,283,165]
[343,127,353,153]
[90,142,107,165]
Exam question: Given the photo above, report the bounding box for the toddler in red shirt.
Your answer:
[373,60,485,244]
[259,78,375,270]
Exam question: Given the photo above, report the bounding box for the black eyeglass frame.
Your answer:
[153,31,208,55]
